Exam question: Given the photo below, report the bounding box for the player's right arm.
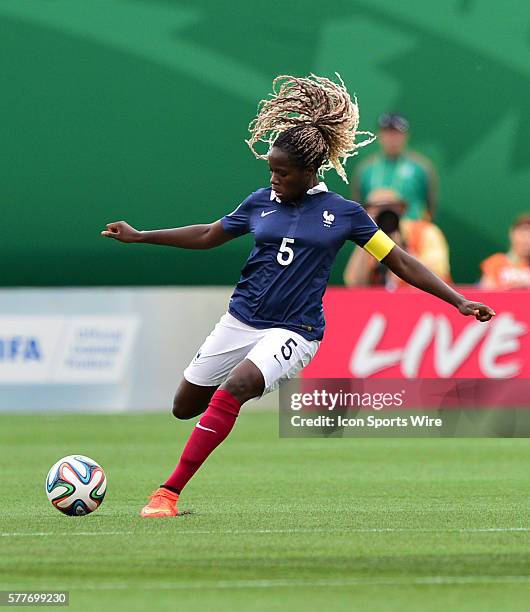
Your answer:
[101,220,234,250]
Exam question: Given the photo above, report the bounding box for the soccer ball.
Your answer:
[46,455,106,516]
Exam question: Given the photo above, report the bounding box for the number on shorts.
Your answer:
[274,337,298,363]
[277,237,295,266]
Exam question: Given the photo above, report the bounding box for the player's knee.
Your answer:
[223,371,263,403]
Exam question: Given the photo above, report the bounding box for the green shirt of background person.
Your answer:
[352,113,438,221]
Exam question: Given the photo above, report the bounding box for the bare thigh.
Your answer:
[172,378,218,420]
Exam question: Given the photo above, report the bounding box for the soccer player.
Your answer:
[101,75,495,517]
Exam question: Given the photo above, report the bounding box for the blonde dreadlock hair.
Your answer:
[246,73,375,183]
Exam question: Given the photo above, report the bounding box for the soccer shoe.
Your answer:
[140,487,179,518]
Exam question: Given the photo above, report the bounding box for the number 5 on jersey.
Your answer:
[274,337,298,366]
[277,237,295,266]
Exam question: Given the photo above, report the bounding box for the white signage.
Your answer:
[0,316,139,384]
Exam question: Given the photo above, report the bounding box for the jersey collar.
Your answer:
[270,182,328,203]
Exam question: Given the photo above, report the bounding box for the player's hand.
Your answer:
[101,221,142,243]
[458,300,496,322]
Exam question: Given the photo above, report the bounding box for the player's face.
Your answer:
[268,147,315,202]
[378,128,407,157]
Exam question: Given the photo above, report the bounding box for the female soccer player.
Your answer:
[102,74,495,518]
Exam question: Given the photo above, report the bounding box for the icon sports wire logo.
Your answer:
[279,378,530,438]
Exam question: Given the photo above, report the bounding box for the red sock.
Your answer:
[163,389,241,493]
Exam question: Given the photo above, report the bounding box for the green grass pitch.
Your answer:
[1,411,529,611]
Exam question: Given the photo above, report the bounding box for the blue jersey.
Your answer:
[220,186,383,341]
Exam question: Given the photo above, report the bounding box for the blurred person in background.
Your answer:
[344,188,450,288]
[352,113,438,221]
[480,214,530,289]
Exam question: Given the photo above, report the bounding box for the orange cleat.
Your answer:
[140,487,179,518]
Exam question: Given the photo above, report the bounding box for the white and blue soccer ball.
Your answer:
[46,455,107,516]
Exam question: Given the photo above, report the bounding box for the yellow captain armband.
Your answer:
[363,230,395,261]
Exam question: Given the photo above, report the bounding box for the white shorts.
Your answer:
[183,312,320,395]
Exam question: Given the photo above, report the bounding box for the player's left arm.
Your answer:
[350,204,494,321]
[382,245,495,322]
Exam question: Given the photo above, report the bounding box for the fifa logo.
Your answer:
[322,210,335,228]
[0,336,41,362]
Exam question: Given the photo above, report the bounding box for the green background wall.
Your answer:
[1,0,528,286]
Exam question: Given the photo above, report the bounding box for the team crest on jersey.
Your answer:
[322,210,335,228]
